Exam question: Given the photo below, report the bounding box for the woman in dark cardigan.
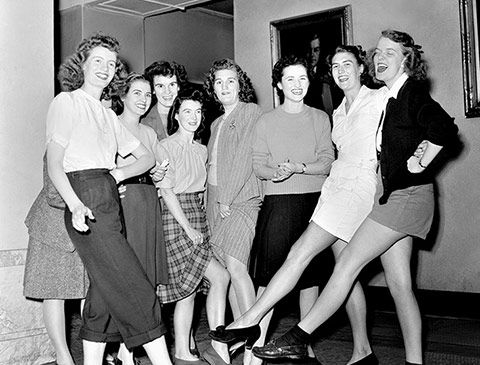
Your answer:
[212,30,458,365]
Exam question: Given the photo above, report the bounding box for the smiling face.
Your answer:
[153,74,179,113]
[213,69,240,108]
[331,51,363,93]
[278,64,310,103]
[123,80,152,117]
[176,99,203,134]
[82,46,117,90]
[373,36,406,89]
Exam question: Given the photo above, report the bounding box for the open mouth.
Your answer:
[95,72,109,80]
[338,76,349,82]
[291,88,303,95]
[376,64,388,73]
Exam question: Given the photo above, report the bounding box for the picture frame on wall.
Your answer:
[269,6,353,109]
[460,0,480,117]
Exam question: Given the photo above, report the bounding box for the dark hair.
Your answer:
[144,61,188,105]
[111,73,151,115]
[167,88,205,139]
[57,33,126,100]
[203,58,256,111]
[272,55,313,104]
[327,45,372,86]
[368,29,427,82]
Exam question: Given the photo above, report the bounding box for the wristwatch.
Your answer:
[301,163,307,173]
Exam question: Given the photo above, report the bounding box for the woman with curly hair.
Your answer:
[46,33,172,365]
[142,60,189,141]
[156,89,230,365]
[241,54,334,365]
[110,73,170,365]
[203,58,263,365]
[213,31,458,365]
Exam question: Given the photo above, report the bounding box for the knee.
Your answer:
[211,266,230,288]
[386,276,414,300]
[225,258,248,280]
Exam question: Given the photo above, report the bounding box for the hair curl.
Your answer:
[327,45,373,86]
[203,58,256,111]
[167,88,205,140]
[111,73,150,115]
[57,33,126,100]
[271,55,313,104]
[368,29,427,82]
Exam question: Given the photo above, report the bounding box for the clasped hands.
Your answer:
[272,159,302,182]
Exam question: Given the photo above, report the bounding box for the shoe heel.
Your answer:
[244,326,261,350]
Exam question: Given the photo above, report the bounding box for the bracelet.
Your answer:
[418,160,427,169]
[301,163,307,173]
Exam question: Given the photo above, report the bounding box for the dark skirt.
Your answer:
[157,192,212,303]
[249,192,334,289]
[121,183,168,286]
[369,173,435,239]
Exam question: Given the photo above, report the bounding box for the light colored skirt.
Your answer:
[207,184,261,265]
[311,158,377,242]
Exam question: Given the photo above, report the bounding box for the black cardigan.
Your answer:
[378,79,458,204]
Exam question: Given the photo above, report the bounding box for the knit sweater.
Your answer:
[252,105,334,195]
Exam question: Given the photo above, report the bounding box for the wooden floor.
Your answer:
[65,292,480,365]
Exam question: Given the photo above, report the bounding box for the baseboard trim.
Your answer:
[366,286,480,320]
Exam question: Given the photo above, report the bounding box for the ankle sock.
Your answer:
[275,324,310,347]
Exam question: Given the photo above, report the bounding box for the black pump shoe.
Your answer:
[209,324,261,349]
[350,352,378,365]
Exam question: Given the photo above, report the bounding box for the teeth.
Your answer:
[377,65,387,73]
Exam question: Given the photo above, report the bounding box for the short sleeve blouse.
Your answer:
[46,89,140,172]
[156,133,207,194]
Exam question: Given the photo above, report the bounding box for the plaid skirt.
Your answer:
[157,192,212,303]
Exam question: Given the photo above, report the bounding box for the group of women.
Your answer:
[23,27,457,365]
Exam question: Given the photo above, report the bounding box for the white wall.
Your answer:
[144,9,234,82]
[235,0,480,292]
[0,1,56,363]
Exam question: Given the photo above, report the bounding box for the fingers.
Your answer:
[118,184,126,199]
[71,205,94,232]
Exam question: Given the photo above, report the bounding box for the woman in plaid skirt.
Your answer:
[157,89,231,365]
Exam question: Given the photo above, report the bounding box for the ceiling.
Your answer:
[59,0,233,18]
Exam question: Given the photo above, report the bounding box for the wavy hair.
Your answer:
[111,73,150,115]
[327,45,373,86]
[271,55,313,104]
[167,88,205,140]
[203,58,256,111]
[57,33,126,100]
[368,29,428,82]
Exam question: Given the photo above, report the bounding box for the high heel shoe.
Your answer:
[202,345,231,365]
[350,352,378,365]
[209,324,261,349]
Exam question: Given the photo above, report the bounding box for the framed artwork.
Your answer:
[460,0,480,117]
[269,6,353,107]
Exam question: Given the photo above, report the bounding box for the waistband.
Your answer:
[66,168,110,178]
[122,172,154,186]
[335,155,378,167]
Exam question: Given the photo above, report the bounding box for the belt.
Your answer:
[122,172,154,186]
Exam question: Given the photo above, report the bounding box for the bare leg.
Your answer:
[296,218,407,334]
[228,222,336,329]
[42,299,75,365]
[143,336,173,365]
[117,343,134,365]
[174,293,199,361]
[226,255,256,316]
[331,240,373,364]
[82,340,106,365]
[299,286,319,358]
[249,286,273,365]
[204,257,231,363]
[380,236,423,364]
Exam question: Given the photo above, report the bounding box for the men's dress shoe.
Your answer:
[174,356,208,365]
[350,352,378,365]
[209,324,261,349]
[252,340,308,360]
[264,354,321,364]
[202,345,231,365]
